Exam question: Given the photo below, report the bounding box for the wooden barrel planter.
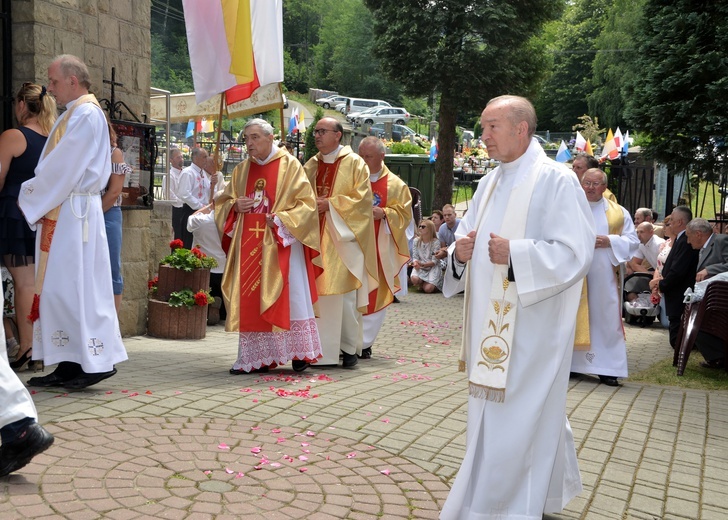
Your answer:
[147,299,207,339]
[148,266,211,339]
[155,266,211,301]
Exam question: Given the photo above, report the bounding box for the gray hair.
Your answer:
[584,168,608,185]
[672,205,693,224]
[190,147,207,161]
[486,95,537,137]
[359,136,386,155]
[635,207,652,220]
[244,118,274,136]
[53,54,91,89]
[686,218,713,235]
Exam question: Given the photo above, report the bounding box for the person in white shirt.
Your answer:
[187,204,227,322]
[164,147,185,240]
[628,222,665,273]
[203,155,226,203]
[174,146,209,248]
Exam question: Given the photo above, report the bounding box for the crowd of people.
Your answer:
[1,55,727,520]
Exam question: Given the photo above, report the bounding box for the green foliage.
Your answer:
[625,1,728,184]
[151,32,193,93]
[168,288,214,308]
[390,141,428,155]
[572,115,605,146]
[364,0,563,209]
[304,107,325,163]
[162,241,218,271]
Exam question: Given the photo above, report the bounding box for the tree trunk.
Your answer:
[433,93,458,213]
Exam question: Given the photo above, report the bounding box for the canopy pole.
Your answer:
[214,92,225,171]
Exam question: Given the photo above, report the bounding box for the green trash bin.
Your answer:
[384,154,435,217]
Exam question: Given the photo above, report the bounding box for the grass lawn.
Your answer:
[688,180,724,220]
[629,351,728,390]
[452,184,473,205]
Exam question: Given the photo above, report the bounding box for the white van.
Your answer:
[345,97,390,115]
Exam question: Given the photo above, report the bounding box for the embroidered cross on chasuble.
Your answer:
[232,160,289,332]
[366,175,390,314]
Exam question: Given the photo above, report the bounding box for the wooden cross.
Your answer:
[248,222,267,238]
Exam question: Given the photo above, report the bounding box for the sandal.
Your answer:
[10,348,32,371]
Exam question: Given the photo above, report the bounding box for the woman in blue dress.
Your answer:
[0,83,57,370]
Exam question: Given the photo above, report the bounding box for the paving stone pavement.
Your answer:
[2,291,727,519]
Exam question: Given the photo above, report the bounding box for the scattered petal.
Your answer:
[145,390,153,395]
[218,443,230,450]
[203,470,212,475]
[299,467,308,472]
[301,442,309,447]
[270,462,281,468]
[225,468,234,474]
[250,447,262,454]
[105,391,113,395]
[306,431,316,437]
[346,452,356,459]
[272,428,282,433]
[298,455,308,461]
[235,472,245,478]
[276,437,286,443]
[251,426,261,431]
[382,418,390,423]
[252,399,259,403]
[380,469,391,475]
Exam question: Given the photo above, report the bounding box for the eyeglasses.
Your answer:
[313,129,337,136]
[581,181,605,188]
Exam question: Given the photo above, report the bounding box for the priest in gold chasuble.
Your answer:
[358,137,412,358]
[303,118,378,368]
[215,119,323,374]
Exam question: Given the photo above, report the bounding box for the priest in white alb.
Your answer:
[440,96,595,520]
[18,55,127,389]
[570,168,638,386]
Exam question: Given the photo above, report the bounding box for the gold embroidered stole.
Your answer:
[574,197,625,350]
[464,157,542,403]
[29,94,101,322]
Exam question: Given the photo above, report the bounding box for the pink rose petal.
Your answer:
[218,443,230,450]
[251,426,261,431]
[225,468,234,474]
[299,467,308,472]
[270,462,281,468]
[301,442,309,447]
[346,452,356,459]
[236,472,245,478]
[250,447,262,454]
[380,469,391,475]
[276,437,286,443]
[306,431,315,437]
[298,455,308,461]
[272,428,282,433]
[203,470,212,475]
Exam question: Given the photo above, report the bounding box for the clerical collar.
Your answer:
[322,145,343,164]
[370,170,382,182]
[251,147,278,166]
[498,142,531,173]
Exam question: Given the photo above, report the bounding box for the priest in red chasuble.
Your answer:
[215,119,323,374]
[358,137,412,359]
[303,118,378,368]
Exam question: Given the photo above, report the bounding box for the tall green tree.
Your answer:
[283,0,327,92]
[625,1,728,183]
[312,0,402,100]
[537,0,606,130]
[364,0,563,209]
[587,0,645,129]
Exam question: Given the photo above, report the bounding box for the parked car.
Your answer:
[346,106,380,123]
[354,106,410,126]
[368,123,422,142]
[315,95,349,109]
[345,97,390,116]
[335,102,347,114]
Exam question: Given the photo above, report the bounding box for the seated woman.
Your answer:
[410,219,443,293]
[431,210,444,231]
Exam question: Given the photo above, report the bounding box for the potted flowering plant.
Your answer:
[147,240,218,340]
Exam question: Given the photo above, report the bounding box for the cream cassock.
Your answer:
[440,140,595,519]
[18,97,127,373]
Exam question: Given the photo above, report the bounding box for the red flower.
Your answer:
[147,276,159,290]
[194,291,209,307]
[190,247,205,259]
[170,239,184,250]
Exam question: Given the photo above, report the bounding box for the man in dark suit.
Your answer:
[649,206,699,348]
[684,218,728,367]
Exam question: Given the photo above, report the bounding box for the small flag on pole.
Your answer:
[555,140,572,163]
[288,107,298,135]
[623,130,630,155]
[297,110,306,134]
[186,119,195,138]
[429,137,438,163]
[574,131,586,152]
[585,140,594,156]
[601,129,619,160]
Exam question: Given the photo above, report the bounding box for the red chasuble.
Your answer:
[315,158,342,236]
[223,159,291,332]
[366,175,389,314]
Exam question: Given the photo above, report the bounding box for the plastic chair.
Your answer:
[673,280,728,375]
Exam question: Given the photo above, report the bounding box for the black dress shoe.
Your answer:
[699,359,725,369]
[0,422,55,477]
[358,347,372,359]
[292,360,310,372]
[63,368,117,389]
[569,372,582,379]
[229,366,269,375]
[598,375,620,387]
[27,362,82,387]
[342,352,358,368]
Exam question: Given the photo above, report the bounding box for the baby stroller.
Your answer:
[622,272,660,326]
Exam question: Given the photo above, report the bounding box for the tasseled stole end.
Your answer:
[458,360,466,372]
[28,294,40,322]
[469,383,505,403]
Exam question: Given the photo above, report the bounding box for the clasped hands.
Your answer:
[454,231,509,265]
[234,196,275,228]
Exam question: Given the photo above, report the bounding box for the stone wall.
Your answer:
[11,0,155,335]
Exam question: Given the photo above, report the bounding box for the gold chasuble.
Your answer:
[215,149,321,334]
[574,197,625,350]
[365,167,412,314]
[303,146,378,311]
